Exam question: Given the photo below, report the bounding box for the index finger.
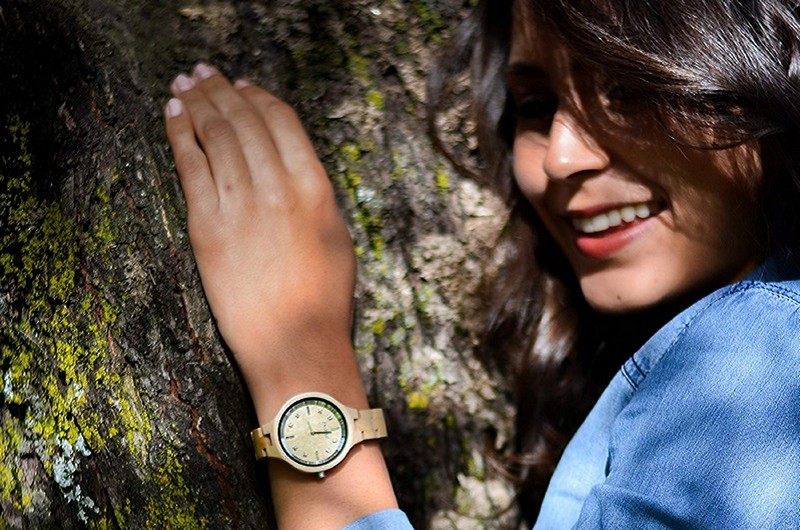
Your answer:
[165,97,219,210]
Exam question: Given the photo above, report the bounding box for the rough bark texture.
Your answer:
[0,0,517,528]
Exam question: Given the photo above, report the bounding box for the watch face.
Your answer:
[277,396,348,468]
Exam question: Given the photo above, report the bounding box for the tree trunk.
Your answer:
[0,0,517,528]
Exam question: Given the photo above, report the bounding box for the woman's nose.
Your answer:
[543,112,610,181]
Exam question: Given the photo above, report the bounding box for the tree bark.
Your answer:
[0,0,517,528]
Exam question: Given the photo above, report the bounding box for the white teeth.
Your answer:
[592,215,610,232]
[571,203,657,234]
[607,209,622,226]
[620,206,636,223]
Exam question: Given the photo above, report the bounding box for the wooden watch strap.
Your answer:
[353,408,387,442]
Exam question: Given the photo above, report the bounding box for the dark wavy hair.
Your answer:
[428,0,800,523]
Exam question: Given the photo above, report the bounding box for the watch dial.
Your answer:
[278,397,348,467]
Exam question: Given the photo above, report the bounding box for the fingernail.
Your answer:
[166,98,183,118]
[194,63,218,80]
[234,79,252,88]
[173,74,195,93]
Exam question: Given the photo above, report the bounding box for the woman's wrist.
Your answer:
[243,338,369,425]
[247,341,398,530]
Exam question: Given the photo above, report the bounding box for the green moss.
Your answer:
[367,89,385,111]
[435,166,450,195]
[370,318,386,336]
[335,144,385,260]
[347,50,371,83]
[392,20,409,33]
[389,327,408,347]
[394,39,412,57]
[413,283,437,327]
[407,391,430,410]
[359,212,385,260]
[115,380,153,466]
[397,351,447,413]
[0,112,194,524]
[341,143,362,163]
[7,115,32,170]
[0,167,109,509]
[0,411,23,507]
[411,0,445,43]
[390,150,410,182]
[91,185,116,258]
[289,38,347,100]
[144,447,207,529]
[344,169,363,189]
[111,497,132,528]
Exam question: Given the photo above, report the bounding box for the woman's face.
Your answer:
[509,19,764,313]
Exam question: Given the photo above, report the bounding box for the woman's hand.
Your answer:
[165,63,398,529]
[164,64,358,418]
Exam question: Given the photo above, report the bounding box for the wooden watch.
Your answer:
[251,392,388,478]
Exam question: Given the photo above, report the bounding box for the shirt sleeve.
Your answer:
[341,509,414,530]
[574,283,800,529]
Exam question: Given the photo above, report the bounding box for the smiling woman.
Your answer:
[451,0,800,526]
[507,28,764,311]
[165,0,800,528]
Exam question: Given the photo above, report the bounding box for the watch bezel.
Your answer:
[272,392,355,474]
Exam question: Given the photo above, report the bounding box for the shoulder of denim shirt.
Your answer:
[340,509,414,530]
[573,255,800,529]
[620,254,800,390]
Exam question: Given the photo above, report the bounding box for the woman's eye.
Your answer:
[513,94,558,123]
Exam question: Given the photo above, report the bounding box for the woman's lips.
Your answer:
[567,201,662,259]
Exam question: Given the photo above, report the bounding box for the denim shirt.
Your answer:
[346,259,800,530]
[535,257,800,529]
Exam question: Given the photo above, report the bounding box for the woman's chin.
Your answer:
[578,271,670,315]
